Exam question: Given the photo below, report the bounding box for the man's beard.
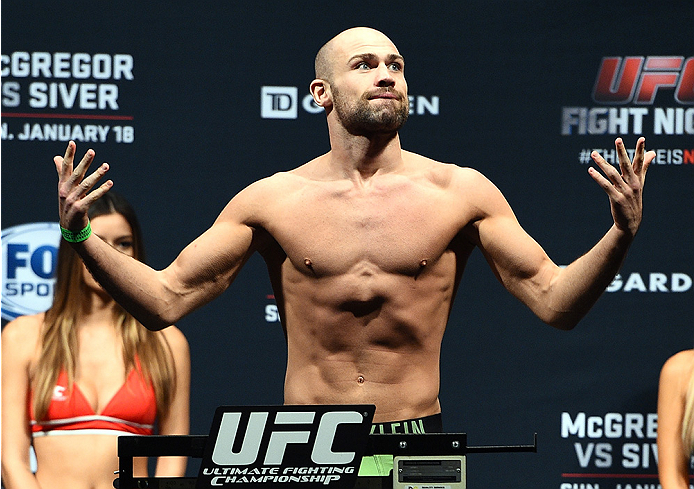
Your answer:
[332,85,409,136]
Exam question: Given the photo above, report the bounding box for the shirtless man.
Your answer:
[55,27,654,427]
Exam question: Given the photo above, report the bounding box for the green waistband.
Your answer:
[358,454,394,477]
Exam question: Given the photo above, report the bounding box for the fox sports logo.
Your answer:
[2,222,60,321]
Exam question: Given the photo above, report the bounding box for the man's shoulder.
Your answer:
[247,155,328,191]
[222,160,324,222]
[403,150,482,174]
[402,150,491,190]
[234,170,307,202]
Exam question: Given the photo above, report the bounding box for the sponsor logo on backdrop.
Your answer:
[606,271,692,293]
[560,411,667,488]
[261,87,299,119]
[1,51,135,143]
[265,295,280,323]
[561,56,694,167]
[2,222,60,321]
[261,86,440,119]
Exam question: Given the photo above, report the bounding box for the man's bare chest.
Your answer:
[263,184,467,277]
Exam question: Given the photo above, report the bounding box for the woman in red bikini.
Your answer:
[657,349,694,489]
[1,192,190,489]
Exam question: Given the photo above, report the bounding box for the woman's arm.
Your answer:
[153,326,191,477]
[1,317,44,489]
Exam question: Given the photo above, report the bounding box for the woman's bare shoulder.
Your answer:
[2,313,44,341]
[159,325,190,352]
[661,349,694,380]
[1,313,44,363]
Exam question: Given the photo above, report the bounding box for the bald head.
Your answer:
[314,27,399,83]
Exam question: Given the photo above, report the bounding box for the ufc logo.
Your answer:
[592,56,694,104]
[211,410,363,466]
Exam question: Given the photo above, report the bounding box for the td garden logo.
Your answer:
[261,87,299,119]
[261,86,440,119]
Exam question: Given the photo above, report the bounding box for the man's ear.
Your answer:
[310,79,332,108]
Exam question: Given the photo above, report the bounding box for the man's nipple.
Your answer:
[415,258,428,279]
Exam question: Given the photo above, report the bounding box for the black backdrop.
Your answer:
[2,1,693,487]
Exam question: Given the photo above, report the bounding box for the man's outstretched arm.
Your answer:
[55,141,258,330]
[469,137,654,330]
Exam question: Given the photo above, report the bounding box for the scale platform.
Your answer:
[114,406,537,489]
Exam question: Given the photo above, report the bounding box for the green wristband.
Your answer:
[60,221,92,243]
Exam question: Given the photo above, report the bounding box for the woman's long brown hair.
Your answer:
[32,193,175,422]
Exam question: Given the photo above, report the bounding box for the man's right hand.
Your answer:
[54,140,113,233]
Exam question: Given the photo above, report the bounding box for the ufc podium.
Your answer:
[114,405,536,489]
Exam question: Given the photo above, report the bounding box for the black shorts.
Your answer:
[370,413,443,434]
